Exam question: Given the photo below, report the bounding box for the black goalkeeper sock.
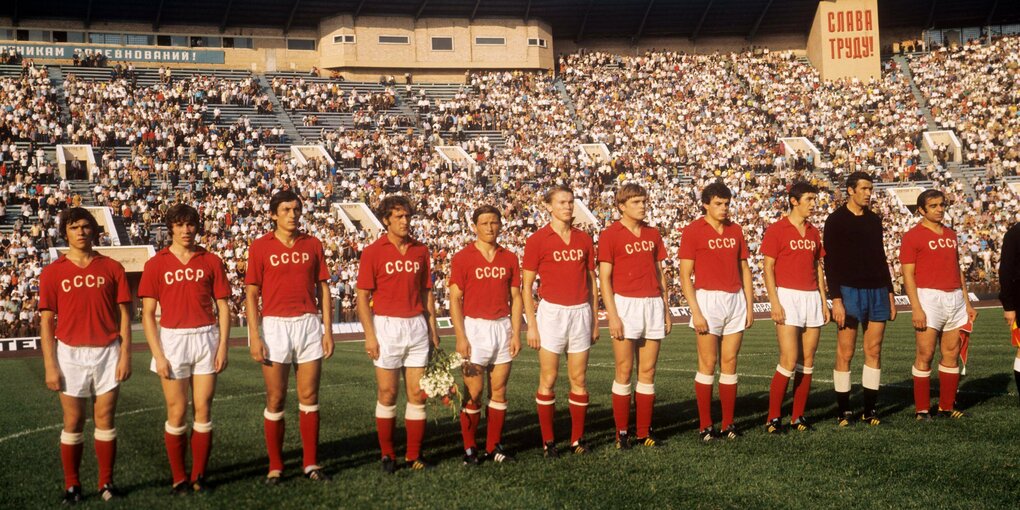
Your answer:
[1014,370,1020,408]
[862,388,878,416]
[836,391,850,416]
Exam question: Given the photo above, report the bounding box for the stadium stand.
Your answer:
[3,26,1020,336]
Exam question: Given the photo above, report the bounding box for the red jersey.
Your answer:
[138,248,231,328]
[677,217,749,293]
[597,221,666,298]
[357,235,432,318]
[38,254,131,347]
[761,216,825,291]
[245,232,330,318]
[899,223,961,291]
[522,225,595,306]
[449,243,521,320]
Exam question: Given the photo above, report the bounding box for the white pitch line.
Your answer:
[0,383,353,445]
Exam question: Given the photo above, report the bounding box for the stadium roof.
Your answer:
[4,0,1019,41]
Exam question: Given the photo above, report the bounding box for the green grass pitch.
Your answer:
[1,310,1018,509]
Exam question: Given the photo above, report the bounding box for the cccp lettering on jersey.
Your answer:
[61,275,107,292]
[164,268,206,285]
[928,238,958,250]
[269,252,311,266]
[475,266,508,279]
[788,239,817,251]
[707,238,737,250]
[624,240,656,255]
[385,260,422,274]
[552,249,585,262]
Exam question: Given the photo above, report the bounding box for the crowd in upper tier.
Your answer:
[3,36,1020,337]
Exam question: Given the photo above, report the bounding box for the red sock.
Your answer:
[190,423,212,482]
[611,383,631,436]
[913,367,931,413]
[535,392,555,444]
[405,403,426,461]
[695,374,714,430]
[791,367,813,421]
[60,432,83,490]
[767,368,791,421]
[263,411,285,473]
[719,375,738,430]
[568,392,588,445]
[94,429,117,489]
[164,425,188,484]
[635,382,655,438]
[938,365,961,411]
[376,417,396,458]
[486,401,507,452]
[460,402,481,450]
[299,405,320,470]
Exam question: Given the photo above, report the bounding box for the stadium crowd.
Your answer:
[908,36,1020,173]
[3,37,1020,337]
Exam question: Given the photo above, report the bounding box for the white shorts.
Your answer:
[150,324,219,379]
[537,301,592,354]
[374,315,429,369]
[465,316,513,367]
[614,295,665,340]
[776,287,825,328]
[262,314,324,364]
[917,288,968,332]
[690,289,747,336]
[57,340,121,398]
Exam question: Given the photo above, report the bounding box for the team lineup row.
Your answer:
[35,171,1020,504]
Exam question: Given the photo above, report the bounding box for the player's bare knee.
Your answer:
[63,413,85,433]
[265,392,287,413]
[637,365,655,383]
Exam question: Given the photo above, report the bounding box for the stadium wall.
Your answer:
[554,34,809,56]
[0,15,552,80]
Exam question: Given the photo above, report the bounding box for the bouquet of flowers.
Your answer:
[419,347,465,422]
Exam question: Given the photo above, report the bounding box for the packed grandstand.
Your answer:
[2,31,1019,338]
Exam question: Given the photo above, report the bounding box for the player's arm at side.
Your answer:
[423,288,440,347]
[958,265,978,323]
[522,269,540,350]
[901,263,924,331]
[740,260,754,329]
[245,284,267,363]
[678,258,706,334]
[142,297,171,378]
[39,310,61,391]
[588,269,600,344]
[448,283,469,359]
[599,261,623,340]
[656,260,672,335]
[762,256,784,325]
[355,288,379,359]
[816,259,831,324]
[319,280,334,359]
[214,297,230,372]
[116,303,132,382]
[509,286,523,358]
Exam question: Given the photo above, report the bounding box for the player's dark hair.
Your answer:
[616,183,648,206]
[543,185,573,204]
[377,195,415,222]
[788,181,819,209]
[58,207,101,243]
[700,180,732,205]
[165,203,203,234]
[472,205,502,224]
[269,189,302,215]
[916,189,946,212]
[845,171,873,193]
